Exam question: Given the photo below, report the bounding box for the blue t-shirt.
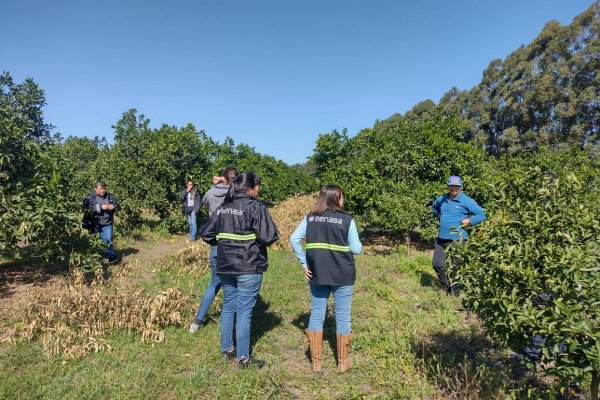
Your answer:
[432,192,486,240]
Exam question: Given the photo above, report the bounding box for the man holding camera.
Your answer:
[83,180,121,263]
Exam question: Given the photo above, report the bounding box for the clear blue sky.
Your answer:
[1,0,594,164]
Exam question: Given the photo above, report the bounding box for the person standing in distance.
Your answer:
[431,175,486,294]
[290,185,362,373]
[83,180,121,263]
[199,172,279,369]
[189,167,238,333]
[181,180,202,243]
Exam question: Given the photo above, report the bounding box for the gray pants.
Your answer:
[432,238,454,293]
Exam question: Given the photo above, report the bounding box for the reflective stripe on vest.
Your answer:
[305,242,350,252]
[216,233,257,241]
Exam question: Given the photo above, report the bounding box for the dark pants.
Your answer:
[432,238,455,294]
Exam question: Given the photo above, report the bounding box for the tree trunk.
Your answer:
[405,233,411,256]
[591,370,599,400]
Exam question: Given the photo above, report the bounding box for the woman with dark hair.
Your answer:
[290,185,362,373]
[181,180,202,243]
[199,172,279,368]
[189,167,238,333]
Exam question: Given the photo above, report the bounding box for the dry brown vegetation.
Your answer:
[1,243,211,359]
[269,193,316,251]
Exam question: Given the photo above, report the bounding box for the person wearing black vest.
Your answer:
[199,172,279,369]
[290,185,362,373]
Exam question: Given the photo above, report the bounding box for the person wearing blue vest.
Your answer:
[431,175,486,295]
[290,185,362,373]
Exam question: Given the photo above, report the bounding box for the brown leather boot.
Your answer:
[305,329,323,372]
[336,333,353,372]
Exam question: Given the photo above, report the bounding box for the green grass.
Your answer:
[0,246,545,399]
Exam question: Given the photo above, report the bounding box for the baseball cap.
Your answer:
[447,175,463,186]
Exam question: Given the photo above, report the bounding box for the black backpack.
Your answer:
[82,210,97,234]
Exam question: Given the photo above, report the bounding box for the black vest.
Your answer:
[305,209,356,286]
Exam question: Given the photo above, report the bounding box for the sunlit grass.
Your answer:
[0,245,545,399]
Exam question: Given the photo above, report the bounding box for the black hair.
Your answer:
[224,172,260,204]
[95,180,106,189]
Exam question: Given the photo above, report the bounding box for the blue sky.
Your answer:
[1,0,594,164]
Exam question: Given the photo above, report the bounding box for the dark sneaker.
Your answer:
[238,357,265,369]
[222,348,236,361]
[108,256,122,264]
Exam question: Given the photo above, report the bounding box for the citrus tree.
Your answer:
[450,167,600,398]
[0,72,98,266]
[310,114,487,241]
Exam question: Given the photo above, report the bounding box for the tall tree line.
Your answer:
[382,2,600,157]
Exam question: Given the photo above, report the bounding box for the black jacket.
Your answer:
[199,192,279,275]
[83,191,120,228]
[181,188,201,214]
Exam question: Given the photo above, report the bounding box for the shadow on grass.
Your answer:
[413,329,562,400]
[251,295,283,353]
[361,229,435,251]
[0,259,69,299]
[415,270,438,288]
[118,247,140,258]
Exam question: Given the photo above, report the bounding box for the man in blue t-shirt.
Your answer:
[431,175,486,294]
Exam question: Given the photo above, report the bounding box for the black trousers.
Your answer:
[432,238,454,293]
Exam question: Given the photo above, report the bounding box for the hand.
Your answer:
[303,267,312,281]
[460,218,471,226]
[101,204,109,210]
[212,176,226,184]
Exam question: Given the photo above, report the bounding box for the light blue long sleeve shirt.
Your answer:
[290,217,362,268]
[432,192,486,240]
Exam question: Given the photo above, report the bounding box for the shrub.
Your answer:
[450,168,600,398]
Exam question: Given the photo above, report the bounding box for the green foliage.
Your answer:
[450,167,600,394]
[311,114,486,240]
[375,4,600,157]
[51,136,106,204]
[82,110,316,232]
[311,129,349,179]
[2,72,316,262]
[0,71,93,264]
[210,139,317,204]
[100,110,213,225]
[438,3,600,155]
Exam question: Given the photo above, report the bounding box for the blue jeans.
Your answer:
[219,273,263,360]
[308,283,353,334]
[187,211,197,240]
[98,224,116,260]
[193,246,221,323]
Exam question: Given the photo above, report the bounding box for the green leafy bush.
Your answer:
[311,114,487,241]
[450,168,600,397]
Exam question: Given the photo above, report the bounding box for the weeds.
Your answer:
[269,193,316,251]
[3,261,188,359]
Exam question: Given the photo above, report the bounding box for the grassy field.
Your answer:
[0,242,551,399]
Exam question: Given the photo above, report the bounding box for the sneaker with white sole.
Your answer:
[188,322,200,333]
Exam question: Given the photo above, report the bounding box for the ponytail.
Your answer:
[224,172,261,204]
